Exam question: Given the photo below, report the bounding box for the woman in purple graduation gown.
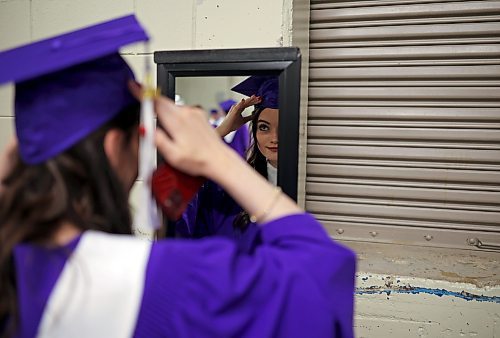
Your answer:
[175,77,282,253]
[0,16,355,338]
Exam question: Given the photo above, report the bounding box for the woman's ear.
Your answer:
[103,129,125,170]
[104,128,140,192]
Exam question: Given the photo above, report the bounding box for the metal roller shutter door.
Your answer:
[307,0,500,250]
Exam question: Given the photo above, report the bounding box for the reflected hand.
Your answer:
[216,95,261,137]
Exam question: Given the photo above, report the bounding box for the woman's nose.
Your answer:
[270,130,278,143]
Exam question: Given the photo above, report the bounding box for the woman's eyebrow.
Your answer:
[257,119,270,124]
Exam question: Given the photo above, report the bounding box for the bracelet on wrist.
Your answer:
[250,187,282,223]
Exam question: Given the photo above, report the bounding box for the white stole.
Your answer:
[37,231,151,338]
[267,161,277,186]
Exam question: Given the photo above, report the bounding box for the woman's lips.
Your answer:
[267,147,278,153]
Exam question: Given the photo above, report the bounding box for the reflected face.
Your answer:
[256,108,279,167]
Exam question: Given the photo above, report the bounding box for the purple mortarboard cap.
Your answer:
[210,109,218,115]
[0,15,149,164]
[218,99,237,113]
[231,76,279,109]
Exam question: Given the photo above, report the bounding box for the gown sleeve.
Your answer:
[227,125,250,158]
[174,180,261,253]
[135,213,356,338]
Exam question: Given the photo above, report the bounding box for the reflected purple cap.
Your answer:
[0,15,149,164]
[218,99,237,113]
[231,76,279,109]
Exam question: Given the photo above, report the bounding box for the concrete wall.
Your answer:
[350,242,500,337]
[1,1,498,337]
[355,273,499,337]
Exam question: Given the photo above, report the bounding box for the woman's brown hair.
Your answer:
[233,106,268,229]
[0,103,140,337]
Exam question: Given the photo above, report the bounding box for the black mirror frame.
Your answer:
[154,47,301,204]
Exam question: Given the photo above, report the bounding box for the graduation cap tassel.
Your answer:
[136,51,160,231]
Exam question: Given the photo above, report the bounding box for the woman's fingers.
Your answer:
[228,95,262,116]
[245,95,262,107]
[216,94,263,135]
[154,129,179,166]
[154,95,182,136]
[154,129,173,157]
[232,99,247,113]
[153,95,228,176]
[233,95,259,111]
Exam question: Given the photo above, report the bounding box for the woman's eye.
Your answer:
[258,124,270,132]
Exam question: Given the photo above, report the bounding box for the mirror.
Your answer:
[154,47,301,236]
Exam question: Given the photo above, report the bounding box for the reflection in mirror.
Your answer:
[154,47,301,242]
[171,75,282,250]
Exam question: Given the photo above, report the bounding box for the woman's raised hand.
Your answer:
[216,95,261,137]
[129,80,230,177]
[154,95,229,177]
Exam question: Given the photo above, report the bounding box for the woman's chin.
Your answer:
[268,159,278,168]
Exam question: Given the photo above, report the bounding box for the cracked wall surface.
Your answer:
[355,274,500,337]
[351,241,499,337]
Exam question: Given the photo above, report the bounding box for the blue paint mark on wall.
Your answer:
[356,286,500,303]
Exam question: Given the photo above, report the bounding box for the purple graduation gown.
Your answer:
[11,213,355,338]
[212,121,249,159]
[225,125,250,158]
[175,179,261,253]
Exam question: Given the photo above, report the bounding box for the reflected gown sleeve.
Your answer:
[174,180,261,253]
[174,190,201,238]
[135,213,356,338]
[227,124,250,159]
